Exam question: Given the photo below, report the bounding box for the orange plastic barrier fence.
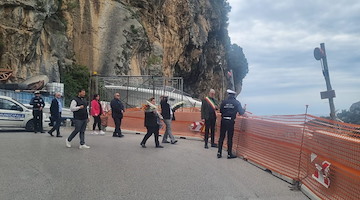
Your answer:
[232,114,360,200]
[298,115,360,200]
[106,108,206,138]
[106,110,360,199]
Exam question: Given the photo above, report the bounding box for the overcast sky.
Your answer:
[228,0,360,116]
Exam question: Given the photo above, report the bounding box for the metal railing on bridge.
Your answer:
[91,76,201,108]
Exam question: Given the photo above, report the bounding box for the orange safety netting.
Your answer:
[105,110,360,200]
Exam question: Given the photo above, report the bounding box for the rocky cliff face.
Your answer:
[0,0,64,82]
[0,0,242,98]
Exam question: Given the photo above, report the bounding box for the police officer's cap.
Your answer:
[226,89,236,94]
[34,91,40,94]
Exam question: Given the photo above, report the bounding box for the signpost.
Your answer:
[314,43,336,120]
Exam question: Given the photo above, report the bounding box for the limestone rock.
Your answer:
[0,0,245,99]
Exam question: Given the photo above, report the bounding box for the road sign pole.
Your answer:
[319,43,336,120]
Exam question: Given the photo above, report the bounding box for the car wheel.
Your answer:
[25,119,35,132]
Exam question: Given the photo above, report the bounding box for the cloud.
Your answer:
[228,0,360,115]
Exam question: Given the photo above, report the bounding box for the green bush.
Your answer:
[147,55,162,66]
[61,64,89,106]
[67,0,79,10]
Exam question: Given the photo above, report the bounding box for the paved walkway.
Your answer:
[0,128,308,200]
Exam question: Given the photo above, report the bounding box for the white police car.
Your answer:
[0,95,50,131]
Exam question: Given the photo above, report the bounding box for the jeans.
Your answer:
[113,117,122,135]
[163,119,175,142]
[68,119,87,145]
[141,125,160,146]
[48,114,62,136]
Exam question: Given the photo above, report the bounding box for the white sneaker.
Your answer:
[66,139,71,148]
[99,130,105,135]
[79,144,90,149]
[93,131,99,135]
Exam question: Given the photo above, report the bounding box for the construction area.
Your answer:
[0,74,359,199]
[91,75,360,199]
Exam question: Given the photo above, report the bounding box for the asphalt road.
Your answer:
[0,127,309,200]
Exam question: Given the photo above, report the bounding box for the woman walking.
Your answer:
[140,97,164,148]
[90,94,105,135]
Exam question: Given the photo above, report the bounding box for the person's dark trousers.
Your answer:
[204,117,216,145]
[32,110,43,132]
[92,115,101,130]
[218,119,235,155]
[68,119,87,145]
[48,114,62,136]
[113,117,122,136]
[141,126,160,146]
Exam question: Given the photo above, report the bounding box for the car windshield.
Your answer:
[11,98,26,108]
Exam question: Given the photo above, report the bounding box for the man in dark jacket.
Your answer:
[217,89,246,159]
[201,89,219,149]
[160,96,177,144]
[29,91,45,133]
[48,92,63,137]
[66,89,90,149]
[110,92,125,137]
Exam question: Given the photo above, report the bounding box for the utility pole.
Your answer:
[314,43,336,120]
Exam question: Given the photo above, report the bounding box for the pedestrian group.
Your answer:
[31,88,246,159]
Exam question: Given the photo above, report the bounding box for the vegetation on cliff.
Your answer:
[337,101,360,124]
[61,64,89,106]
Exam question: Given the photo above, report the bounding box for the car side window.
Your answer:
[0,99,20,110]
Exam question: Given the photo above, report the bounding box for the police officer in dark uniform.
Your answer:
[217,89,246,159]
[29,91,45,133]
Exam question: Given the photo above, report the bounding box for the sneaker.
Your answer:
[65,139,71,148]
[99,130,105,135]
[204,144,209,149]
[217,152,222,158]
[156,145,164,148]
[93,131,99,135]
[227,154,237,159]
[79,144,90,149]
[140,143,146,148]
[171,140,178,144]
